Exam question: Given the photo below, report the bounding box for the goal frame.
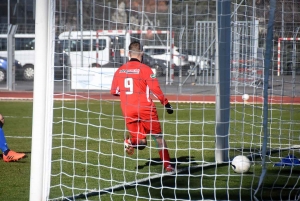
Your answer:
[277,37,300,76]
[27,1,291,200]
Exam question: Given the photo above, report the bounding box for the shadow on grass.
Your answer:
[136,155,198,170]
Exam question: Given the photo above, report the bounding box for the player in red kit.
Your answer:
[110,41,175,172]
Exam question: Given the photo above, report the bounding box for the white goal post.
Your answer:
[29,0,54,200]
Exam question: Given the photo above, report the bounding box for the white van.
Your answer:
[58,31,111,67]
[0,34,72,80]
[0,34,35,80]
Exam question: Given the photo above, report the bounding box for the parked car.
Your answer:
[143,45,190,66]
[186,49,215,74]
[54,40,72,80]
[99,53,170,76]
[188,55,215,71]
[142,46,191,75]
[0,38,72,82]
[142,52,169,76]
[0,56,24,83]
[99,51,186,76]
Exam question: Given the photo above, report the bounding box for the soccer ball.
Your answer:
[231,155,251,173]
[242,94,250,101]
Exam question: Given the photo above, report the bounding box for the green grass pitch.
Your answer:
[0,100,299,201]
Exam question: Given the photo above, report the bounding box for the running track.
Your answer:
[0,91,299,104]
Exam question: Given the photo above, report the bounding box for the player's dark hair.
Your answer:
[129,41,141,53]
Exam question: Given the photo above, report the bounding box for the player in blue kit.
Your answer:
[0,113,25,162]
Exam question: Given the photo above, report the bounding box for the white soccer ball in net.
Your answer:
[242,94,250,101]
[231,155,251,173]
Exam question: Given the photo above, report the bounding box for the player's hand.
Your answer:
[165,103,173,114]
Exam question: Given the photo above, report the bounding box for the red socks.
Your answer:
[131,138,171,168]
[159,149,171,168]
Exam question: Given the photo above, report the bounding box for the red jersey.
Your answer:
[110,59,169,113]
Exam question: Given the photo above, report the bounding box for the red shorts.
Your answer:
[125,109,162,141]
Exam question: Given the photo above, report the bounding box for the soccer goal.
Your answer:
[29,1,300,201]
[277,37,300,76]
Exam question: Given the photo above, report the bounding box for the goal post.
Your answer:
[277,37,300,76]
[29,0,54,200]
[215,0,231,163]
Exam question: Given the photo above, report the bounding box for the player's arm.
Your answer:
[144,68,173,114]
[110,73,120,96]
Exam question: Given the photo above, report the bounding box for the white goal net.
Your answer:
[30,1,300,201]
